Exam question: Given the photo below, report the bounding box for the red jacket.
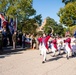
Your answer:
[38,36,50,49]
[52,39,57,50]
[38,37,42,44]
[64,38,71,49]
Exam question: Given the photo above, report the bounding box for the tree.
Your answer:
[0,0,36,18]
[43,17,57,34]
[20,14,42,34]
[43,17,64,36]
[54,23,64,36]
[0,0,42,34]
[58,2,76,27]
[69,25,76,35]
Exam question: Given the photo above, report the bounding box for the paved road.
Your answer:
[0,49,76,75]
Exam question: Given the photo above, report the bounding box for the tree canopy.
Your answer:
[58,2,76,27]
[0,0,42,34]
[43,17,64,36]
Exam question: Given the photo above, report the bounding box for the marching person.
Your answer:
[64,35,72,59]
[38,26,53,63]
[51,36,57,57]
[40,33,51,63]
[57,36,61,55]
[38,35,42,55]
[71,36,76,56]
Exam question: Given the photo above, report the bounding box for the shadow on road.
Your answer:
[0,47,28,59]
[47,55,63,62]
[0,51,23,59]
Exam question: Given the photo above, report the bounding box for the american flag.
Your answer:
[0,14,7,29]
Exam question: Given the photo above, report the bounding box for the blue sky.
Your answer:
[33,0,65,23]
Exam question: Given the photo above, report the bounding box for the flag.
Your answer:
[0,14,7,28]
[0,14,5,21]
[9,18,14,34]
[10,18,14,26]
[13,17,17,31]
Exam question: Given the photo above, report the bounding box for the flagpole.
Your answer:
[16,17,17,31]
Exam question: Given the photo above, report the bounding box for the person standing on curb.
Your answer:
[0,30,3,54]
[22,33,26,48]
[12,31,17,50]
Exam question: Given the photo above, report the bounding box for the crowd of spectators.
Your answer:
[0,29,38,54]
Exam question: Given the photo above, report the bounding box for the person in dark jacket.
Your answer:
[18,31,22,46]
[32,36,36,49]
[0,30,3,53]
[2,29,7,47]
[22,33,26,48]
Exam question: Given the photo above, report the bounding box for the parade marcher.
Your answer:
[40,33,51,63]
[57,36,62,55]
[64,35,72,59]
[12,31,17,50]
[61,37,66,53]
[71,36,76,56]
[51,36,57,57]
[22,33,26,48]
[38,35,42,55]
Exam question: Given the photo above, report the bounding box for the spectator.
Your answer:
[18,31,22,46]
[12,31,17,50]
[22,33,26,48]
[25,34,31,49]
[0,30,3,53]
[2,29,7,47]
[32,36,36,49]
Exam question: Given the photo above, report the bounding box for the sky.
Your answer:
[33,0,65,23]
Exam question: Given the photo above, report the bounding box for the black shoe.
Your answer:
[42,61,45,63]
[67,57,69,59]
[45,58,47,61]
[58,53,61,55]
[72,55,75,57]
[46,52,49,54]
[66,55,69,60]
[40,54,42,55]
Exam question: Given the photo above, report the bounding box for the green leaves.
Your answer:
[43,17,64,36]
[0,0,42,34]
[58,2,76,27]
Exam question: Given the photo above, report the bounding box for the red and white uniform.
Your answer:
[38,37,42,54]
[71,37,76,53]
[64,37,71,56]
[51,38,57,54]
[57,38,62,54]
[39,35,50,61]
